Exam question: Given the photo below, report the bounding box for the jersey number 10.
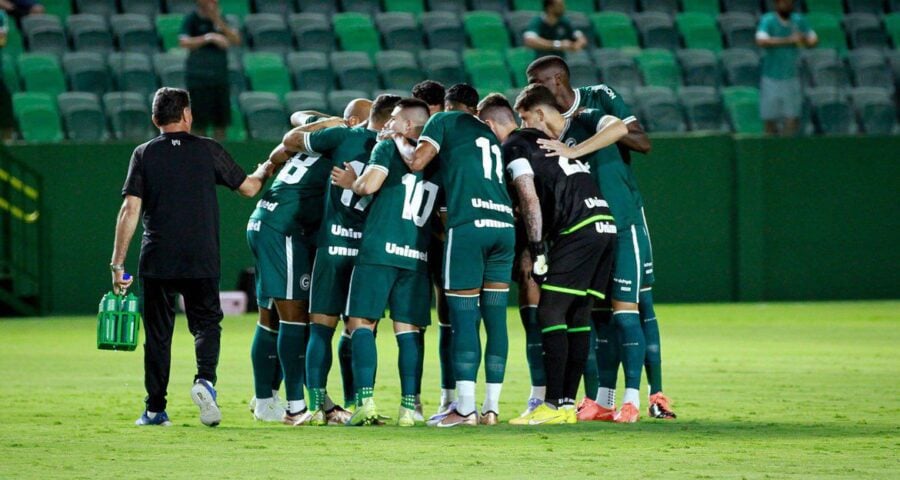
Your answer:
[475,137,503,184]
[401,174,439,227]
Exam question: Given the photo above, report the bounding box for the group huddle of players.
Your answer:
[245,54,677,427]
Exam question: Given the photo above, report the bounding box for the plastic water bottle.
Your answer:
[119,289,141,351]
[97,291,120,350]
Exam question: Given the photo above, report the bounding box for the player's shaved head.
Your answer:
[369,94,403,129]
[412,80,446,114]
[343,98,372,126]
[515,84,563,113]
[477,93,516,126]
[444,83,480,114]
[526,55,571,84]
[396,98,431,126]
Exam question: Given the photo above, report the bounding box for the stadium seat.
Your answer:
[888,50,900,91]
[805,52,851,89]
[472,0,510,13]
[567,12,594,47]
[720,0,759,14]
[676,49,719,87]
[286,51,333,93]
[74,0,117,17]
[564,0,595,13]
[676,13,723,52]
[846,0,886,14]
[418,48,467,85]
[384,0,426,14]
[847,49,895,91]
[17,54,66,97]
[464,11,511,52]
[505,47,532,87]
[251,0,291,16]
[373,89,409,98]
[679,86,726,131]
[331,51,380,95]
[226,99,247,141]
[333,13,381,58]
[589,12,640,49]
[120,0,162,17]
[885,13,900,48]
[681,0,721,14]
[718,12,757,50]
[66,14,114,53]
[505,10,537,47]
[720,48,760,87]
[110,14,159,56]
[12,92,64,142]
[284,90,329,114]
[103,91,154,140]
[2,58,19,94]
[327,89,369,115]
[239,91,288,140]
[512,0,542,10]
[635,49,681,90]
[633,12,679,50]
[376,12,422,53]
[567,51,599,88]
[296,0,337,16]
[242,52,293,97]
[155,13,185,51]
[57,92,108,141]
[164,0,194,14]
[288,13,335,52]
[376,50,422,91]
[805,0,844,16]
[108,52,157,97]
[62,51,111,96]
[800,48,839,86]
[806,13,847,52]
[422,11,466,51]
[593,49,643,90]
[463,49,513,96]
[228,51,247,98]
[806,87,856,134]
[721,86,762,133]
[427,0,467,14]
[341,0,382,16]
[639,0,678,15]
[597,0,637,13]
[3,18,24,59]
[632,86,685,132]
[42,0,73,20]
[21,14,68,56]
[849,87,897,134]
[153,51,187,89]
[843,14,889,50]
[244,14,293,55]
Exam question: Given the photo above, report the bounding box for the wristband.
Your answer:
[553,40,562,49]
[110,263,125,272]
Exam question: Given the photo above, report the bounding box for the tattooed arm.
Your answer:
[513,173,542,243]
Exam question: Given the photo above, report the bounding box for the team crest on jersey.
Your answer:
[300,274,311,291]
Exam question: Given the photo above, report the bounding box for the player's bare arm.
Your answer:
[512,174,542,244]
[277,118,347,159]
[290,110,337,127]
[619,121,652,154]
[110,195,141,294]
[537,115,628,159]
[348,166,387,196]
[236,161,275,198]
[393,134,436,172]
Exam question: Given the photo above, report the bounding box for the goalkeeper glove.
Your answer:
[528,241,549,284]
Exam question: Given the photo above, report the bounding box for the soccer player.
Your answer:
[333,98,438,426]
[528,55,676,421]
[394,84,515,427]
[284,94,402,425]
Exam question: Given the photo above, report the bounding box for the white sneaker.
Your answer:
[190,379,222,427]
[426,401,457,427]
[253,398,286,422]
[249,396,257,412]
[413,402,425,423]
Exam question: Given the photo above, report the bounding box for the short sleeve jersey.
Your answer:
[419,111,514,229]
[524,14,580,58]
[756,12,814,80]
[305,126,378,247]
[122,132,246,279]
[563,84,636,126]
[559,109,644,228]
[504,128,612,241]
[249,151,330,235]
[180,12,229,85]
[356,140,440,272]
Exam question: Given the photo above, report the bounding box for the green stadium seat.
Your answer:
[806,13,848,52]
[2,57,19,94]
[333,13,381,58]
[590,13,640,49]
[506,10,538,47]
[564,0,595,13]
[286,51,333,93]
[153,51,187,89]
[806,87,856,134]
[155,14,184,51]
[722,86,762,134]
[63,51,111,96]
[120,0,162,17]
[427,0,466,14]
[849,87,897,134]
[108,52,157,97]
[720,0,759,14]
[567,51,599,88]
[12,92,63,142]
[636,49,681,90]
[245,13,293,55]
[239,91,288,140]
[66,14,114,53]
[218,0,251,17]
[331,51,379,95]
[327,89,368,115]
[805,0,844,16]
[74,0,117,17]
[676,13,723,52]
[512,0,542,10]
[375,50,422,91]
[847,49,894,91]
[504,47,532,87]
[846,0,886,14]
[679,86,726,131]
[103,91,154,140]
[632,86,685,132]
[3,19,24,59]
[842,14,888,50]
[463,49,513,96]
[718,12,757,50]
[17,54,66,97]
[681,0,721,14]
[376,12,422,53]
[296,0,337,16]
[242,52,292,97]
[20,15,68,55]
[885,13,900,48]
[418,48,466,85]
[422,11,466,51]
[285,90,329,114]
[633,12,679,50]
[720,48,759,87]
[42,0,73,20]
[593,48,643,90]
[110,14,159,56]
[164,0,194,14]
[226,99,247,141]
[57,92,108,141]
[288,13,335,52]
[676,49,719,87]
[598,0,637,13]
[384,0,425,14]
[341,0,381,16]
[640,0,678,15]
[464,11,511,52]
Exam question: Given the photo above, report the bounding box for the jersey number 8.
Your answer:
[276,153,320,184]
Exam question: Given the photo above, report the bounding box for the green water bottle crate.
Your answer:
[97,291,141,351]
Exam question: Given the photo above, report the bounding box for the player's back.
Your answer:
[250,152,330,235]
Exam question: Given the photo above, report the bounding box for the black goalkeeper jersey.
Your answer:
[502,128,613,242]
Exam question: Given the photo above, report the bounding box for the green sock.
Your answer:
[396,331,420,409]
[593,308,619,390]
[447,293,481,382]
[582,324,599,400]
[438,324,454,389]
[338,331,355,407]
[481,289,508,384]
[520,305,546,388]
[414,328,425,396]
[614,310,646,390]
[250,325,278,399]
[351,328,376,402]
[305,323,334,410]
[277,322,307,403]
[640,289,663,394]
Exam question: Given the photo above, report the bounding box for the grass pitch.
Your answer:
[0,302,898,479]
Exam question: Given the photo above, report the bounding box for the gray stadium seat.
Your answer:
[286,51,334,93]
[110,14,159,56]
[639,0,678,15]
[633,12,679,50]
[103,91,154,140]
[57,92,108,141]
[426,0,467,14]
[376,50,422,91]
[328,89,369,115]
[418,48,466,86]
[632,86,686,132]
[806,87,857,135]
[331,51,380,95]
[239,91,289,141]
[245,13,293,54]
[285,90,329,114]
[66,14,113,53]
[679,86,726,131]
[807,54,851,89]
[718,12,758,50]
[598,0,637,13]
[108,52,158,97]
[849,87,897,134]
[153,51,187,89]
[845,0,886,14]
[62,51,111,96]
[567,51,599,88]
[677,49,719,87]
[505,10,538,47]
[720,48,760,87]
[721,0,760,14]
[296,0,337,16]
[74,0,117,17]
[120,0,162,17]
[376,12,422,53]
[842,14,889,49]
[288,13,335,52]
[422,11,466,51]
[848,49,895,91]
[253,0,295,15]
[593,49,643,91]
[21,14,67,56]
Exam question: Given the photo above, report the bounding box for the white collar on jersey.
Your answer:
[562,88,580,119]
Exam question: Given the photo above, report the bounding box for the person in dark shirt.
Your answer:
[179,0,241,141]
[110,87,274,427]
[523,0,587,59]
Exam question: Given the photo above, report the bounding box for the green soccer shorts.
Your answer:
[246,220,315,308]
[308,244,358,316]
[344,263,432,327]
[612,222,654,304]
[442,221,515,291]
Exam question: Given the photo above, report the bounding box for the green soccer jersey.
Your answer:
[356,140,440,272]
[560,108,644,228]
[249,152,330,235]
[419,111,514,229]
[524,14,580,58]
[564,85,637,126]
[756,12,813,80]
[306,126,379,247]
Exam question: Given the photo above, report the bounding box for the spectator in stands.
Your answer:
[523,0,587,59]
[0,0,44,20]
[755,0,817,136]
[0,9,13,141]
[179,0,241,141]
